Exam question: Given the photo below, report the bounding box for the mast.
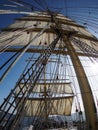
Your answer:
[62,35,97,130]
[49,12,97,130]
[43,63,48,121]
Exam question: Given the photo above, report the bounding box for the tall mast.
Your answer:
[49,12,97,130]
[43,63,48,121]
[62,35,97,130]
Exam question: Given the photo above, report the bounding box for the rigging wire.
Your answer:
[6,0,32,11]
[32,0,47,11]
[41,0,49,10]
[69,14,98,27]
[6,0,45,12]
[68,16,98,34]
[64,0,68,16]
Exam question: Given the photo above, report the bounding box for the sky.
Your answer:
[0,0,98,112]
[0,0,98,37]
[0,0,98,32]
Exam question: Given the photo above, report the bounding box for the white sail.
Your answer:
[0,12,98,52]
[17,96,73,116]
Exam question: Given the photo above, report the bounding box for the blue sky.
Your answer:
[0,0,98,36]
[0,0,98,104]
[0,0,98,33]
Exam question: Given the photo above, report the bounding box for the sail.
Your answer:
[15,82,73,116]
[33,82,73,94]
[17,96,73,116]
[16,82,73,94]
[0,12,98,53]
